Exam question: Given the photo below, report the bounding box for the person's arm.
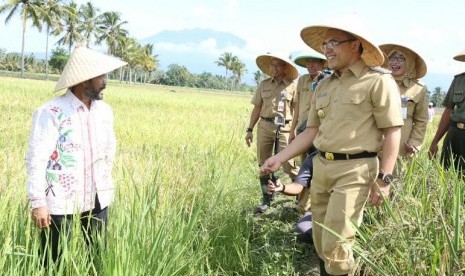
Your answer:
[370,126,401,206]
[268,179,304,196]
[405,88,429,154]
[26,108,56,228]
[428,108,452,158]
[288,103,299,143]
[245,104,261,147]
[260,126,318,174]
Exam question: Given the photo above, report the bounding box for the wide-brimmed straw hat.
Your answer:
[379,43,427,79]
[300,24,384,67]
[55,46,127,92]
[293,51,327,68]
[453,48,465,62]
[256,53,299,81]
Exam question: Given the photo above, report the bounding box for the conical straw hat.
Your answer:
[293,51,327,68]
[256,53,299,81]
[55,46,127,92]
[453,48,465,62]
[379,43,427,79]
[300,24,384,67]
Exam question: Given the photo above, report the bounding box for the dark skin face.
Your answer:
[84,74,107,100]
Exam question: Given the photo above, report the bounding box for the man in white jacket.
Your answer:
[25,46,126,266]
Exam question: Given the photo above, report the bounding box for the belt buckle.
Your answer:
[325,152,334,160]
[458,123,465,129]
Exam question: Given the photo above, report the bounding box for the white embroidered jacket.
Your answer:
[26,90,116,215]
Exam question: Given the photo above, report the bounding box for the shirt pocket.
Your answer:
[452,90,465,104]
[341,92,367,120]
[315,94,331,118]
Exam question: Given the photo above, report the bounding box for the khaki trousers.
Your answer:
[256,120,298,179]
[311,154,378,275]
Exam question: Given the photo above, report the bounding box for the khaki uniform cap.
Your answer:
[55,46,127,92]
[300,24,384,67]
[256,53,299,81]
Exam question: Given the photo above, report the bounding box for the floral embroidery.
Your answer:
[45,106,77,197]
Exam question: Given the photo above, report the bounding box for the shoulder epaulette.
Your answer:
[454,72,465,77]
[370,66,392,74]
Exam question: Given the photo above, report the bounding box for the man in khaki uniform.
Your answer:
[245,53,299,213]
[380,44,429,160]
[261,25,403,275]
[289,52,327,213]
[429,48,465,174]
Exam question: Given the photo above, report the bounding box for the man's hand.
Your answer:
[245,132,253,147]
[267,179,283,193]
[404,143,418,154]
[31,206,51,229]
[260,156,282,175]
[428,143,438,159]
[369,179,390,206]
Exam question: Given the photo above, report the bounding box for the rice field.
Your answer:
[0,76,464,275]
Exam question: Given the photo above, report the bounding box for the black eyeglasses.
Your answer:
[320,39,356,51]
[388,55,406,62]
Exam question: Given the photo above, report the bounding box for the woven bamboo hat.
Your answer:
[55,46,127,92]
[379,43,427,79]
[293,51,327,68]
[300,24,384,67]
[256,53,299,81]
[453,48,465,62]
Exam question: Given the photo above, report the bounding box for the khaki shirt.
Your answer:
[398,80,429,156]
[307,60,404,154]
[443,72,465,122]
[251,77,297,121]
[296,74,313,128]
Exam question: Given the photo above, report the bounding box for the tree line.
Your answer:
[0,1,259,92]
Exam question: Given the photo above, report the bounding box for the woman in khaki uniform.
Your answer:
[380,44,429,161]
[245,53,299,213]
[261,25,403,275]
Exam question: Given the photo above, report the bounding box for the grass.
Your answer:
[0,76,464,275]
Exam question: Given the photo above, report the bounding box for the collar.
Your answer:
[271,76,291,86]
[332,59,366,79]
[65,89,92,110]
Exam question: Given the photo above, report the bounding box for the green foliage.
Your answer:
[49,47,69,73]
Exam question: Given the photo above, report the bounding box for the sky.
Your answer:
[1,0,465,89]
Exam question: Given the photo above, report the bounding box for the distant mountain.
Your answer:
[141,28,246,49]
[140,28,257,84]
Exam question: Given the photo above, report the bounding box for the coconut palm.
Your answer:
[230,56,247,90]
[53,1,81,53]
[215,52,233,89]
[0,0,44,78]
[77,2,101,48]
[97,11,128,56]
[40,0,69,79]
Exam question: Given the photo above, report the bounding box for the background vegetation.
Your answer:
[0,76,464,275]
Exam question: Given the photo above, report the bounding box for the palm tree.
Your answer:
[97,11,128,56]
[215,52,233,89]
[230,56,247,90]
[53,1,81,53]
[0,0,44,78]
[41,0,69,79]
[253,70,266,86]
[77,2,101,48]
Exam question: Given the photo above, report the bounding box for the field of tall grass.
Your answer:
[0,76,464,275]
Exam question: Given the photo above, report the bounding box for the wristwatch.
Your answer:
[377,172,394,185]
[246,128,253,132]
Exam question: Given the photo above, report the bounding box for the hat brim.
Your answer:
[256,54,299,81]
[54,47,127,92]
[300,25,384,67]
[454,49,465,62]
[379,44,427,79]
[293,54,327,68]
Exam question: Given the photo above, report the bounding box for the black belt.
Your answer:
[451,121,465,130]
[260,116,291,124]
[319,151,377,160]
